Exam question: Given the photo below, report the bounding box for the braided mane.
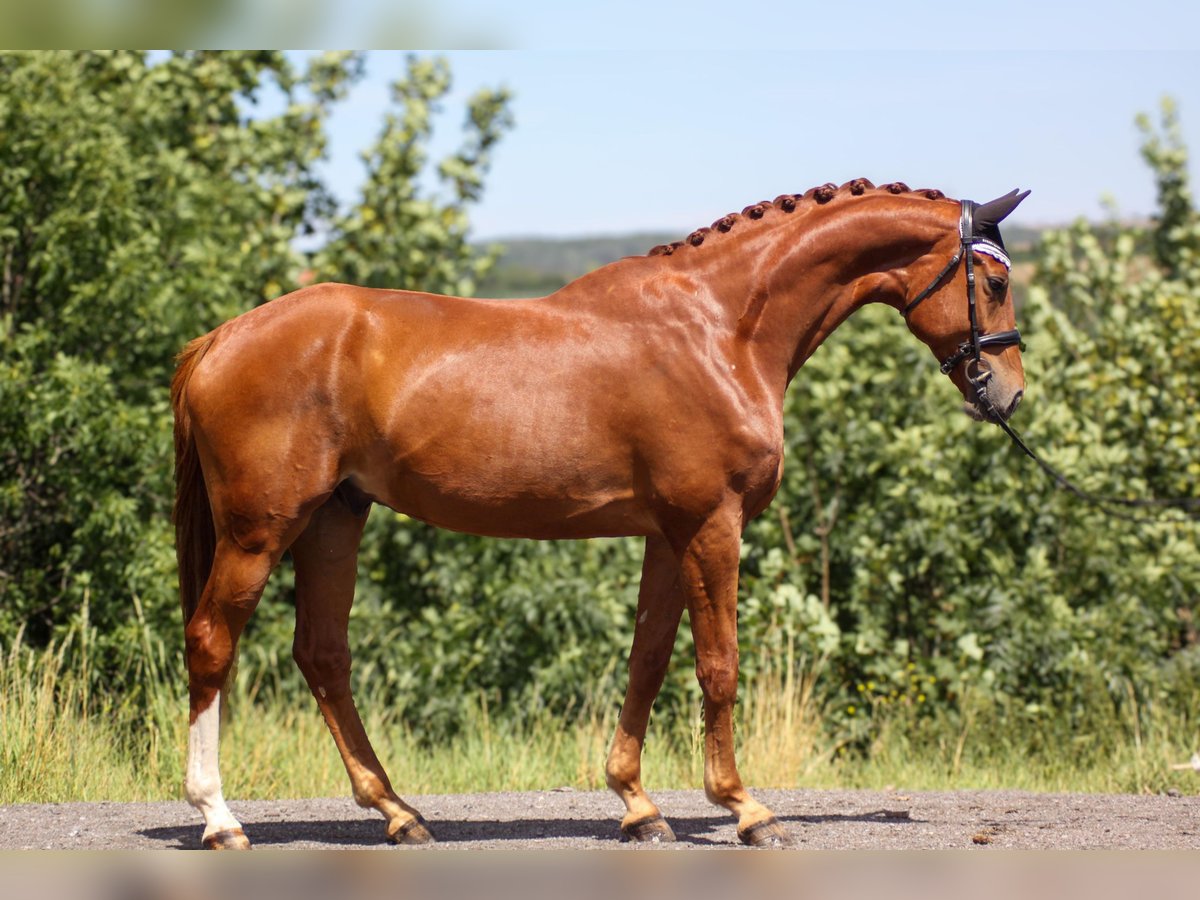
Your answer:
[647,179,948,257]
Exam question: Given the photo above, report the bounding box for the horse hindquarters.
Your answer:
[174,334,256,848]
[173,329,334,849]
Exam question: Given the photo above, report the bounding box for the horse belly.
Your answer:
[350,402,653,540]
[377,476,652,539]
[352,453,652,539]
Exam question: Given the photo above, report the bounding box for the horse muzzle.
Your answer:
[963,386,1023,423]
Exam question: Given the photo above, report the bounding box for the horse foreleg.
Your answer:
[290,493,433,845]
[678,509,792,847]
[606,534,685,842]
[185,542,274,850]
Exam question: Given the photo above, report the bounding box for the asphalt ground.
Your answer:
[3,787,1199,851]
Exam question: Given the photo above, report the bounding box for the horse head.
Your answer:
[902,189,1030,423]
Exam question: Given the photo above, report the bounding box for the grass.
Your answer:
[3,630,1198,805]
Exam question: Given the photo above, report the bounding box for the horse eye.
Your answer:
[987,276,1008,296]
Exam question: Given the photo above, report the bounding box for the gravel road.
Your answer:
[3,788,1199,850]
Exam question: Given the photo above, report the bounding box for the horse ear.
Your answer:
[974,189,1030,231]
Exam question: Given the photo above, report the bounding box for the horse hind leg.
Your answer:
[185,540,277,850]
[606,534,685,843]
[290,486,433,845]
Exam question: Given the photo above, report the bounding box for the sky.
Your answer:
[268,4,1200,240]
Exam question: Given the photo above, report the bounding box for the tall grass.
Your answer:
[3,627,1197,805]
[1,626,161,802]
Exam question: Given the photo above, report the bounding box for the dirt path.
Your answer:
[2,788,1198,850]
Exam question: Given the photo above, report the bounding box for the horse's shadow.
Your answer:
[139,809,922,849]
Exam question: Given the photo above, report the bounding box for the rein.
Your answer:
[984,400,1200,524]
[911,200,1200,525]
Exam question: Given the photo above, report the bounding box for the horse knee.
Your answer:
[695,657,739,707]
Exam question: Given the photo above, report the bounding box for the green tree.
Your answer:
[314,55,513,296]
[1137,98,1200,282]
[0,52,511,686]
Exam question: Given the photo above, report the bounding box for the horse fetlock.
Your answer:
[351,779,388,809]
[603,767,628,797]
[703,772,750,810]
[604,753,641,793]
[185,773,222,808]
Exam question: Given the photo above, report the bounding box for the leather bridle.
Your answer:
[903,201,1022,403]
[901,200,1199,523]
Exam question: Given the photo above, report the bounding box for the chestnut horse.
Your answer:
[173,179,1028,849]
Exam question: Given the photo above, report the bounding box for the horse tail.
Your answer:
[172,331,218,628]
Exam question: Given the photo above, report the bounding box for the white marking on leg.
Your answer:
[185,694,242,840]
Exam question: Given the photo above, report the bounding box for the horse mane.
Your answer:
[646,179,949,257]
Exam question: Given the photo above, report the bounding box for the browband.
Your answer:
[974,239,1011,270]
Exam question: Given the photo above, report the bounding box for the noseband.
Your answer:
[902,201,1022,392]
[900,199,1199,523]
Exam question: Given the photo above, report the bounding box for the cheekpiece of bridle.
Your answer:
[902,200,1022,403]
[900,195,1199,524]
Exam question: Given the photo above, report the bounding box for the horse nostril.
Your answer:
[1007,390,1024,417]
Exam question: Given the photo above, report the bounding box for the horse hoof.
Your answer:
[389,814,435,845]
[620,815,676,844]
[202,828,251,850]
[738,816,793,848]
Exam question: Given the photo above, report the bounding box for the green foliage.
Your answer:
[1137,98,1200,282]
[0,51,351,379]
[0,51,511,688]
[1,54,1195,780]
[0,342,174,648]
[475,233,677,298]
[312,56,513,296]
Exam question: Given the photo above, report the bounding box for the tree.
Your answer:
[314,55,513,296]
[0,52,512,685]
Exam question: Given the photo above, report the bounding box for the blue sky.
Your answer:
[294,9,1200,239]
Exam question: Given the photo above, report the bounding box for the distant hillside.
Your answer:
[475,224,1045,298]
[475,232,675,297]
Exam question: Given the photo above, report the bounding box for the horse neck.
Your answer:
[677,194,955,396]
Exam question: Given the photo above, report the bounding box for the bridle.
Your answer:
[902,200,1022,406]
[902,199,1199,523]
